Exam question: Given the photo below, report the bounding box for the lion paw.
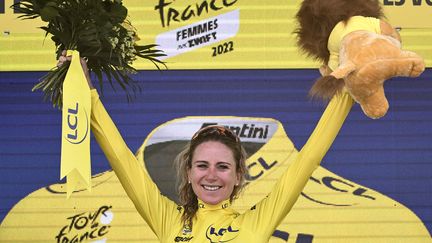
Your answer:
[409,58,426,77]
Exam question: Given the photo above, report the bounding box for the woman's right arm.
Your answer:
[89,83,179,238]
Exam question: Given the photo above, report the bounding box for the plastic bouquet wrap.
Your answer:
[12,0,166,107]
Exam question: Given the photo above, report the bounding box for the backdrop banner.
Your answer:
[0,117,430,242]
[1,0,431,71]
[382,0,432,28]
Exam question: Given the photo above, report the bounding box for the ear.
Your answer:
[187,167,192,183]
[380,20,401,43]
[236,172,241,185]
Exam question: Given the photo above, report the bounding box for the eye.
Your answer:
[217,164,230,170]
[196,163,208,169]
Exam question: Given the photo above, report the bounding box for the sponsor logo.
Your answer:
[155,0,238,27]
[246,157,277,181]
[205,225,239,242]
[176,19,218,42]
[201,122,269,140]
[301,176,376,206]
[155,9,239,59]
[55,205,113,243]
[174,223,193,242]
[65,102,89,144]
[182,223,192,234]
[175,236,194,242]
[383,0,432,6]
[198,202,230,209]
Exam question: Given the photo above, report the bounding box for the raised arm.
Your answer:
[56,51,180,239]
[243,91,354,238]
[90,90,181,238]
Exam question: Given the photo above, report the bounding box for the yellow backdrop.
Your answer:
[0,0,431,71]
[0,117,430,242]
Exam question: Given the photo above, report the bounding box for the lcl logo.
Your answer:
[206,225,239,242]
[65,102,89,144]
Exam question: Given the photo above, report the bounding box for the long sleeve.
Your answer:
[327,16,381,70]
[242,91,354,239]
[89,90,180,239]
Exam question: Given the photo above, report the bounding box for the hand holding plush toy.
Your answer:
[295,0,425,119]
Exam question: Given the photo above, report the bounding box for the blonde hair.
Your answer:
[174,125,248,227]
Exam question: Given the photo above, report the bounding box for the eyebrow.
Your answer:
[193,161,233,166]
[217,162,232,166]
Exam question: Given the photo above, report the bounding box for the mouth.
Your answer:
[202,185,222,191]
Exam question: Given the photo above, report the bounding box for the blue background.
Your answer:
[0,69,431,234]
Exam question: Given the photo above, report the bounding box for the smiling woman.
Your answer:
[53,40,357,242]
[175,126,248,226]
[88,63,354,242]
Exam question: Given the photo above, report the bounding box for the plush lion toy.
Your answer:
[294,0,425,119]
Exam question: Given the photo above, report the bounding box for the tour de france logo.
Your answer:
[65,102,89,145]
[55,205,113,243]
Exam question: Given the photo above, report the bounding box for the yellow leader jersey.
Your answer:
[327,16,381,71]
[90,89,353,243]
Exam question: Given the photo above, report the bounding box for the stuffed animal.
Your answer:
[294,0,425,119]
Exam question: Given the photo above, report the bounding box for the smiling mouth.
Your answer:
[202,185,222,191]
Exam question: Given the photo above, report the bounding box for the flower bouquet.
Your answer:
[12,0,166,107]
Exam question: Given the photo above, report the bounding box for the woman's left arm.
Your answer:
[242,91,354,237]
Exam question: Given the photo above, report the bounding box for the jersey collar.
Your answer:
[198,199,231,211]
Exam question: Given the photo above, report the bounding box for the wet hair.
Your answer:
[174,125,248,227]
[294,0,384,64]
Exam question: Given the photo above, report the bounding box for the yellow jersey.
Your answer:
[90,89,353,242]
[1,90,430,242]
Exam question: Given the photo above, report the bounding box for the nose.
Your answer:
[205,166,218,181]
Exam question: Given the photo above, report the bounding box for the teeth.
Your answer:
[203,185,221,191]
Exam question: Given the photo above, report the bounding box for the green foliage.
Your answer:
[12,0,166,107]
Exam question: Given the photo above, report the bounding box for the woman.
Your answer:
[60,53,353,242]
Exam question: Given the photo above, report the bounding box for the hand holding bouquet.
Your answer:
[12,0,166,107]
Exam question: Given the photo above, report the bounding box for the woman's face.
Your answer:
[188,141,240,205]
